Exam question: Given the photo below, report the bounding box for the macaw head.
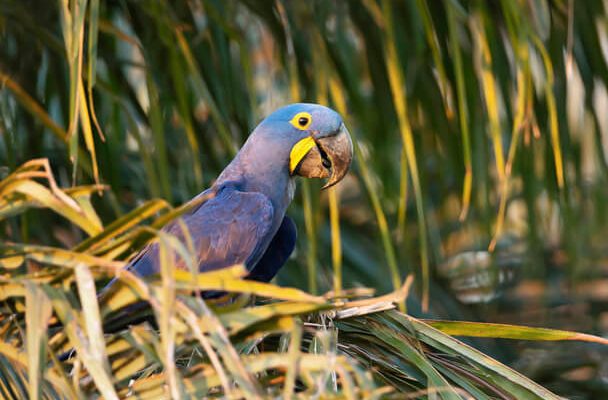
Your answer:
[248,103,354,189]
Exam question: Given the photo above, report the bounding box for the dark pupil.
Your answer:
[298,117,309,126]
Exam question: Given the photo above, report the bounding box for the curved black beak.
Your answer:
[293,123,353,189]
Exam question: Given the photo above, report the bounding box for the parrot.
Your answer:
[55,103,352,352]
[50,102,354,361]
[118,103,353,286]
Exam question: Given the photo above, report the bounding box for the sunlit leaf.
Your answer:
[425,319,608,345]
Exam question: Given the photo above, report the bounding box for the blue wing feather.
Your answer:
[129,183,275,277]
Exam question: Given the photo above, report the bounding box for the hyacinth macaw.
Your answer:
[128,103,353,283]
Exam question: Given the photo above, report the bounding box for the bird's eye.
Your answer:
[290,112,313,130]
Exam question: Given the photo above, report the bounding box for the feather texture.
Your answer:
[129,182,275,277]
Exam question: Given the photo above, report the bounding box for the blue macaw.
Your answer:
[127,103,352,283]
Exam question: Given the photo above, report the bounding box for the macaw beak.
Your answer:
[289,123,353,189]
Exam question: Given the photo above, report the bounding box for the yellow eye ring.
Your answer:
[289,112,313,130]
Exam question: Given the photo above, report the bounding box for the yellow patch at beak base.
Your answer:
[289,136,317,174]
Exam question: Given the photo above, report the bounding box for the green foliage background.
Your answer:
[2,0,608,398]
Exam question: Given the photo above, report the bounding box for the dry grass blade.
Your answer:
[424,320,608,345]
[74,265,109,364]
[25,282,52,400]
[156,234,182,399]
[86,0,105,143]
[446,1,473,221]
[381,0,430,311]
[408,316,564,400]
[470,13,506,185]
[176,300,262,397]
[0,72,66,143]
[328,79,403,310]
[174,272,325,303]
[1,243,124,271]
[0,159,103,235]
[533,36,565,189]
[42,284,119,399]
[282,319,302,398]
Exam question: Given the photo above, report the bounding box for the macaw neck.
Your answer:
[215,135,296,216]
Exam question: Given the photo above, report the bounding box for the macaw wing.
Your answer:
[247,216,296,282]
[129,185,275,277]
